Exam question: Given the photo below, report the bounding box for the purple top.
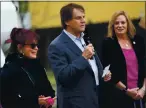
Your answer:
[122,48,138,89]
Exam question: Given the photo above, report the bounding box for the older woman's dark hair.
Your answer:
[9,28,39,53]
[60,3,85,29]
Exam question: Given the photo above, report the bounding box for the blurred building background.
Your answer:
[29,2,144,28]
[26,2,145,68]
[1,1,145,68]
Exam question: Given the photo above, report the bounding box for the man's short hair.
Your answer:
[60,3,85,29]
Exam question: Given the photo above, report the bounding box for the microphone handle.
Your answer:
[87,41,94,60]
[84,36,94,60]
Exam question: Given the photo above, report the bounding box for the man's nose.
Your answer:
[81,17,85,23]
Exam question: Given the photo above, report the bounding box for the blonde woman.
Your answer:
[101,11,145,108]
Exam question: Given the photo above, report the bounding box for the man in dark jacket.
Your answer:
[48,3,111,108]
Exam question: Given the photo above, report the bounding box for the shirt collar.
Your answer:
[63,29,84,42]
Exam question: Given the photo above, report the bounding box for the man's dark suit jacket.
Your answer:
[48,31,103,108]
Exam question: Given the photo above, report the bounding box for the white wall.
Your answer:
[1,49,5,68]
[1,1,22,67]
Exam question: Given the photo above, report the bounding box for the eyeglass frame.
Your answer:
[23,43,39,49]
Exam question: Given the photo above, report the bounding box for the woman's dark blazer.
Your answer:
[102,35,145,88]
[100,35,145,108]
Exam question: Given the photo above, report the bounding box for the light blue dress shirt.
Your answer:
[63,29,99,85]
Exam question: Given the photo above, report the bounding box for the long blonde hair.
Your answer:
[107,11,136,38]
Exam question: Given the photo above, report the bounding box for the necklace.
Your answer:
[120,40,130,48]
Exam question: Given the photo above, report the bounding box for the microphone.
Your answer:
[84,36,91,45]
[83,33,94,59]
[82,44,86,48]
[84,28,92,45]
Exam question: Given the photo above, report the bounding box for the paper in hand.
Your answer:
[102,64,110,78]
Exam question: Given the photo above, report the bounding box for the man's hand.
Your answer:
[103,71,111,82]
[82,44,95,60]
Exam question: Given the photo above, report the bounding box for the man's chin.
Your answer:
[80,29,85,32]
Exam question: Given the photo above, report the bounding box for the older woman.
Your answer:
[101,11,146,108]
[0,28,55,108]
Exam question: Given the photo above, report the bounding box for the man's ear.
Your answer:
[65,21,69,26]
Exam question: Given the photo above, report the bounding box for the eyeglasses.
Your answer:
[23,43,39,49]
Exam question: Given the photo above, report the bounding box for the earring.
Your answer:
[22,51,24,55]
[18,50,24,58]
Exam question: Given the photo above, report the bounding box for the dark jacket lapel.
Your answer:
[94,52,103,78]
[60,31,82,56]
[60,31,103,79]
[60,31,96,76]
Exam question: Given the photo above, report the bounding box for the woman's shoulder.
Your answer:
[103,37,116,42]
[133,34,145,45]
[1,54,21,77]
[104,37,113,40]
[134,34,144,41]
[103,37,115,45]
[1,61,19,78]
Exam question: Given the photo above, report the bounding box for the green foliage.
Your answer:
[46,70,56,91]
[46,70,57,108]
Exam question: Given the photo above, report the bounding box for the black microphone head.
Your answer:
[84,34,91,45]
[87,37,91,44]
